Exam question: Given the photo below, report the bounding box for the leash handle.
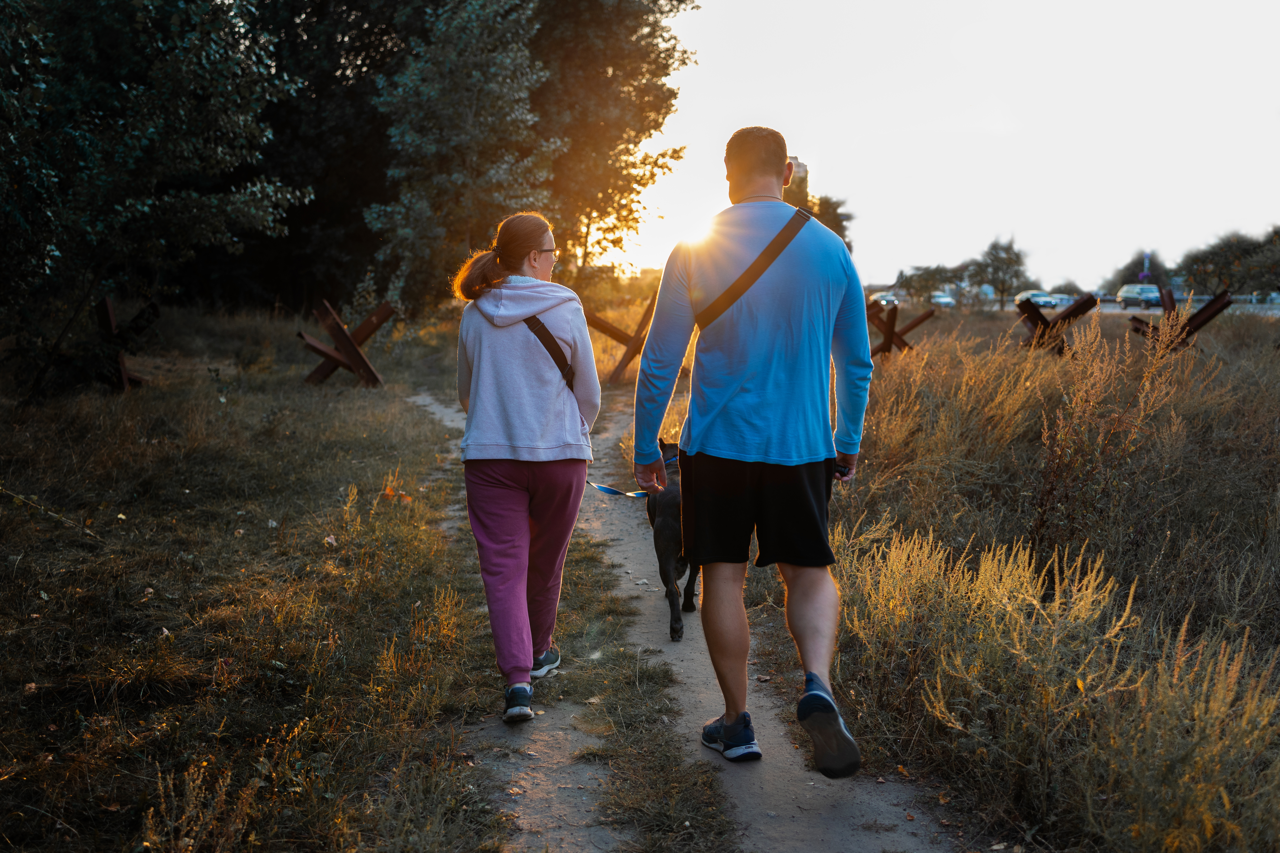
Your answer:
[591,479,650,499]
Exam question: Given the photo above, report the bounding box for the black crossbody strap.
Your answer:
[695,207,813,331]
[522,315,575,392]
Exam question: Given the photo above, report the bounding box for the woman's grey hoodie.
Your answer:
[457,276,602,461]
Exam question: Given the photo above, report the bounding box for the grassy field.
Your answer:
[821,308,1280,850]
[617,299,1280,850]
[0,306,734,852]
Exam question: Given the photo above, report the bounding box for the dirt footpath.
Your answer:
[412,389,962,853]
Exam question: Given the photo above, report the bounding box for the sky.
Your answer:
[618,0,1280,288]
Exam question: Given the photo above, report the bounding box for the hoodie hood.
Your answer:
[473,276,581,327]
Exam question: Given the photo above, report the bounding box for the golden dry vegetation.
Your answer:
[626,296,1280,850]
[0,306,734,852]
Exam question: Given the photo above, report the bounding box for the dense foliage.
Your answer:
[365,0,564,307]
[532,0,693,271]
[183,0,694,310]
[2,0,695,393]
[1,0,308,397]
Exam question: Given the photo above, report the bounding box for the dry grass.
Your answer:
[821,308,1280,850]
[0,305,734,852]
[625,300,1280,849]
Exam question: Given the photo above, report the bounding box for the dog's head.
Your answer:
[658,438,679,465]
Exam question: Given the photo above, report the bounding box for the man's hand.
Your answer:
[634,459,668,494]
[834,451,858,484]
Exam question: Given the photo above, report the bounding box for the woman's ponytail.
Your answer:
[450,211,553,301]
[452,249,505,301]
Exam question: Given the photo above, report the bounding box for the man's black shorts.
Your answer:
[678,450,836,568]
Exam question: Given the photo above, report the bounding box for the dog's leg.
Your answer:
[653,519,685,641]
[682,561,700,613]
[658,554,684,641]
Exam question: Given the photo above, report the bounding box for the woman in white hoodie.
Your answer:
[453,212,601,722]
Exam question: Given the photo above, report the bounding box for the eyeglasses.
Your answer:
[536,247,561,260]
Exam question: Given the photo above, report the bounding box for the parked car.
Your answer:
[1117,284,1162,309]
[869,293,900,309]
[1092,290,1116,303]
[929,292,956,308]
[1051,293,1078,308]
[1013,290,1058,309]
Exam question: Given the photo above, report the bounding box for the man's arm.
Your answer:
[831,256,873,475]
[633,245,696,489]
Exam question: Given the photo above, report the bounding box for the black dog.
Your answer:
[645,439,700,641]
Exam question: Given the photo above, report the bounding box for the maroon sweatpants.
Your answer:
[464,458,587,685]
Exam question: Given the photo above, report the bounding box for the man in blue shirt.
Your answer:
[633,127,873,778]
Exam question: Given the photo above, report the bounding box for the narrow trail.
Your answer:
[411,389,964,853]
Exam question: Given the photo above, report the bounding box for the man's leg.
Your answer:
[776,562,840,691]
[700,561,750,721]
[777,561,860,778]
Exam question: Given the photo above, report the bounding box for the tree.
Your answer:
[1050,280,1084,296]
[181,0,424,312]
[782,163,853,251]
[1101,250,1171,295]
[530,0,695,272]
[1,0,308,398]
[179,0,694,310]
[894,264,963,305]
[967,238,1032,311]
[365,0,564,307]
[1176,229,1280,295]
[814,195,853,252]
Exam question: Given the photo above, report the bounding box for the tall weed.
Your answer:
[827,310,1280,849]
[834,532,1280,850]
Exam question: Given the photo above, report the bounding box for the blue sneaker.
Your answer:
[503,685,534,723]
[531,647,561,679]
[797,672,860,778]
[701,712,763,762]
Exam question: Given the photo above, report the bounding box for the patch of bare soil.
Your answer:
[412,388,968,853]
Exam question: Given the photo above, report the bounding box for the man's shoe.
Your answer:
[531,647,561,679]
[797,672,860,779]
[701,712,763,762]
[503,685,534,723]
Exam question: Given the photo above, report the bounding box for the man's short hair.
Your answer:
[725,127,788,180]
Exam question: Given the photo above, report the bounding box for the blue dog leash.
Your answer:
[588,482,647,499]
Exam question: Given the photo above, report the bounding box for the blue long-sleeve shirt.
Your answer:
[633,200,873,466]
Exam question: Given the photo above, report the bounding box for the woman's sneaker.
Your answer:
[503,685,534,723]
[531,647,561,679]
[797,672,860,778]
[701,712,763,762]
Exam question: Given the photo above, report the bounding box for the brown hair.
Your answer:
[451,212,554,301]
[724,126,788,180]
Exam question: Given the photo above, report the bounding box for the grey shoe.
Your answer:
[701,712,763,762]
[797,673,860,779]
[503,685,534,723]
[531,647,561,679]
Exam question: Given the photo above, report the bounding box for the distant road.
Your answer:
[940,300,1280,316]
